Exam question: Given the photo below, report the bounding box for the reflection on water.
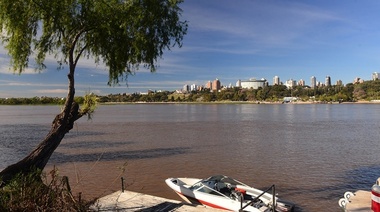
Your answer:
[1,104,380,211]
[50,146,191,164]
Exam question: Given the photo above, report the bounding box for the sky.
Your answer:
[1,0,380,97]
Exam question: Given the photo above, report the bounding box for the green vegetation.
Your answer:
[0,95,93,105]
[3,80,380,104]
[0,168,93,211]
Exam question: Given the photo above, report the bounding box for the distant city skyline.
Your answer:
[2,1,380,97]
[182,72,377,93]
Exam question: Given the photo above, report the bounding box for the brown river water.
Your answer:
[1,104,380,211]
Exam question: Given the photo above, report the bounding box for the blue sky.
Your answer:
[1,0,380,97]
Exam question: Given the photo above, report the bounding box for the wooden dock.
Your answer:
[91,190,224,211]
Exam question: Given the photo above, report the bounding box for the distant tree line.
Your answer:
[2,80,380,105]
[0,96,86,105]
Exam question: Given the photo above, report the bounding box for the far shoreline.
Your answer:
[99,100,380,105]
[1,100,380,106]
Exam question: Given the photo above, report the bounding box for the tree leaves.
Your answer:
[0,0,187,84]
[0,0,40,72]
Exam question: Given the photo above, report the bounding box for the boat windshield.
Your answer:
[189,182,203,190]
[189,178,227,197]
[189,175,248,197]
[202,175,248,187]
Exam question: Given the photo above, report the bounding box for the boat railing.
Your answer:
[239,184,276,212]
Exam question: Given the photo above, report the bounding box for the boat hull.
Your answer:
[165,177,276,212]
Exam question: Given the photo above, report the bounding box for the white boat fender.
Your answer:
[339,198,347,208]
[344,191,355,201]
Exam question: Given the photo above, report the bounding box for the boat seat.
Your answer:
[214,182,223,190]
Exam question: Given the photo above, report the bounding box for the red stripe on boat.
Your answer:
[198,199,230,210]
[176,192,230,210]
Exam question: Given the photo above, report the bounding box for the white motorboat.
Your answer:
[165,175,294,212]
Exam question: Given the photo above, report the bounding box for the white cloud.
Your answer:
[0,79,66,88]
[0,53,47,75]
[36,89,67,94]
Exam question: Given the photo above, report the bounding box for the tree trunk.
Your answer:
[0,64,81,186]
[0,102,81,186]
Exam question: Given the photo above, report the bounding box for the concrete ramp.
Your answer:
[91,190,224,211]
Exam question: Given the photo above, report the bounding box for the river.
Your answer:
[1,103,380,211]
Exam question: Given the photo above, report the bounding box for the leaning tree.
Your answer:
[0,0,187,185]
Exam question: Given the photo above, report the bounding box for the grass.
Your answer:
[0,167,95,211]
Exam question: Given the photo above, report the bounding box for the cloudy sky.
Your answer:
[1,0,380,97]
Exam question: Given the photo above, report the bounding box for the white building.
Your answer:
[273,76,280,85]
[354,77,364,84]
[190,84,197,91]
[238,78,267,89]
[310,76,316,88]
[325,76,331,87]
[298,79,305,86]
[183,84,189,92]
[285,79,296,89]
[372,72,379,81]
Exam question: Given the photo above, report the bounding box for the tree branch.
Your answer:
[74,44,88,67]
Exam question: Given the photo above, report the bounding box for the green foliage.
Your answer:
[81,92,97,119]
[353,80,380,100]
[0,97,65,105]
[0,0,187,84]
[0,168,93,211]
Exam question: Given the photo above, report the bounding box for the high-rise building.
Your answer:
[205,81,212,90]
[310,76,316,88]
[372,72,379,81]
[285,79,296,89]
[212,78,221,91]
[190,84,197,91]
[236,79,241,87]
[325,76,331,87]
[273,76,280,85]
[336,80,343,86]
[298,79,305,86]
[183,84,189,92]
